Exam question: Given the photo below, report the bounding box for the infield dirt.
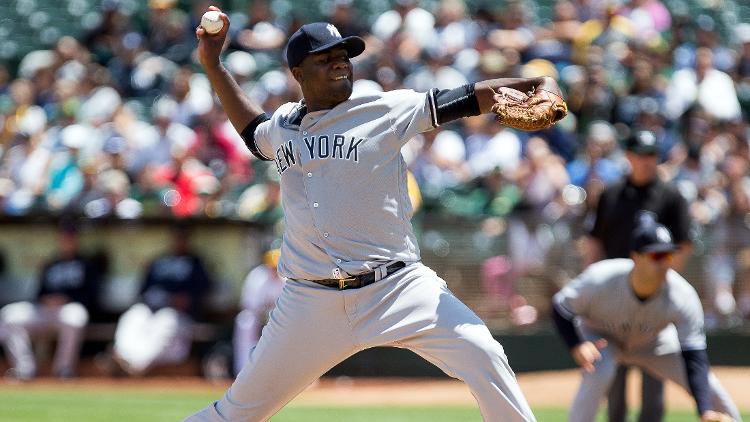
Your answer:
[4,367,747,410]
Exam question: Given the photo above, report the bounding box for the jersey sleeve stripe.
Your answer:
[240,114,273,161]
[427,89,439,128]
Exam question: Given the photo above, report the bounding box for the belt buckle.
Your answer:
[338,277,356,290]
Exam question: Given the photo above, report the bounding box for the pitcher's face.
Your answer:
[293,48,353,110]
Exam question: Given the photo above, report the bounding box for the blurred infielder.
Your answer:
[186,6,566,422]
[552,212,741,422]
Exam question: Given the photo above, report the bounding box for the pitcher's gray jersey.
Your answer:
[553,259,706,353]
[253,89,437,280]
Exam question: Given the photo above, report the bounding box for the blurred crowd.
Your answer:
[1,0,750,326]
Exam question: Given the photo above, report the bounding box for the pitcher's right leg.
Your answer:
[184,281,358,422]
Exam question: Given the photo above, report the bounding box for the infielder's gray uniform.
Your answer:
[185,90,535,421]
[553,259,741,422]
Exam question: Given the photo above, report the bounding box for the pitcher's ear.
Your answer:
[291,67,303,83]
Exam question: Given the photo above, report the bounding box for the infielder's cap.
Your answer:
[285,22,365,69]
[625,129,658,155]
[630,211,678,253]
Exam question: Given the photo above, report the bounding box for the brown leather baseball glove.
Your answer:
[491,86,568,131]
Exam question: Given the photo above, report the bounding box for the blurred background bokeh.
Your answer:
[1,0,750,360]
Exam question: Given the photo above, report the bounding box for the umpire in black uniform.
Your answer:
[584,129,693,422]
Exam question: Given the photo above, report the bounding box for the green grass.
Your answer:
[0,387,747,421]
[275,406,482,421]
[0,388,213,421]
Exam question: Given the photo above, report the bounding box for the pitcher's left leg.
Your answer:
[356,264,535,421]
[407,315,536,422]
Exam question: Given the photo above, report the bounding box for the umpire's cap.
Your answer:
[285,22,365,69]
[629,211,678,253]
[625,130,659,155]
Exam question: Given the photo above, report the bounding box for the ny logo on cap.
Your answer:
[327,23,341,38]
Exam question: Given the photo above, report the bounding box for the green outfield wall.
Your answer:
[1,218,748,376]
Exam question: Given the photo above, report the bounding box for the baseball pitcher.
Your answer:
[186,7,567,421]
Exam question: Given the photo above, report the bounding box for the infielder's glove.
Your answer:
[491,86,568,131]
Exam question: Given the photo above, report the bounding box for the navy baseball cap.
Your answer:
[285,22,365,69]
[625,130,659,155]
[629,211,677,253]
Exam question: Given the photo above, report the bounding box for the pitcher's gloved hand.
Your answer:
[491,83,567,131]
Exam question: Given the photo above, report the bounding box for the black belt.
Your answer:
[311,262,406,290]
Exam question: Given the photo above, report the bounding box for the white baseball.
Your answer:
[201,11,224,35]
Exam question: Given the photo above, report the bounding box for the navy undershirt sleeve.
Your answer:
[432,84,481,125]
[240,113,272,161]
[682,348,712,415]
[551,302,582,349]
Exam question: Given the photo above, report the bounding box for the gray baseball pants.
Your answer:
[184,262,535,422]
